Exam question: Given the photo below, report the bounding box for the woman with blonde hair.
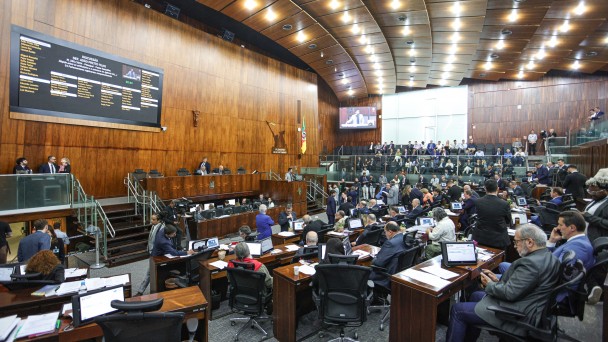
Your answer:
[421,188,434,207]
[58,157,71,173]
[25,250,65,283]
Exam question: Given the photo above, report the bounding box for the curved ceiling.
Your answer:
[191,0,608,100]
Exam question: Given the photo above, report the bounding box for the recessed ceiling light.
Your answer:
[450,44,458,54]
[375,70,383,76]
[409,75,414,79]
[342,12,350,23]
[282,24,293,30]
[560,20,570,33]
[447,55,456,63]
[398,15,407,22]
[536,48,545,60]
[409,49,416,57]
[572,60,580,70]
[409,66,416,72]
[484,62,492,70]
[442,72,450,79]
[517,70,524,79]
[410,58,416,63]
[496,40,505,49]
[360,35,367,44]
[452,2,461,15]
[573,1,585,15]
[326,59,334,65]
[444,64,454,71]
[347,88,354,96]
[391,0,400,10]
[320,51,324,57]
[527,60,535,70]
[508,9,518,22]
[585,51,598,57]
[451,33,460,43]
[406,40,414,46]
[341,78,348,84]
[439,79,447,86]
[548,35,558,47]
[490,53,500,59]
[244,0,257,10]
[373,63,380,70]
[329,0,339,10]
[403,27,411,36]
[452,18,461,30]
[501,29,513,35]
[265,8,276,21]
[297,31,306,43]
[308,43,317,49]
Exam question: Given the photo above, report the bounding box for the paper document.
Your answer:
[56,280,83,295]
[209,260,228,269]
[327,231,346,237]
[421,266,460,279]
[299,265,316,275]
[65,268,88,278]
[278,232,295,237]
[0,315,20,341]
[507,228,516,236]
[163,254,179,259]
[61,303,73,318]
[0,267,13,281]
[105,274,130,287]
[270,249,283,254]
[399,269,451,289]
[352,250,370,258]
[284,245,300,252]
[16,311,59,339]
[85,277,106,291]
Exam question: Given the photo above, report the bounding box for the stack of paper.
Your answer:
[15,312,59,339]
[284,245,300,252]
[352,250,370,258]
[420,266,460,280]
[55,280,83,296]
[399,269,451,289]
[0,315,20,341]
[278,232,295,237]
[209,260,228,269]
[105,274,130,287]
[298,265,316,275]
[64,268,88,278]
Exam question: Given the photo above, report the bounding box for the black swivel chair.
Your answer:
[368,243,422,331]
[356,227,384,247]
[474,258,586,342]
[226,267,272,341]
[327,253,359,265]
[314,264,373,341]
[291,251,318,264]
[95,298,185,342]
[177,168,191,176]
[148,169,163,177]
[317,225,335,242]
[132,169,147,181]
[175,249,215,287]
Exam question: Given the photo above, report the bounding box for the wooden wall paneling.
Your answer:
[0,0,321,198]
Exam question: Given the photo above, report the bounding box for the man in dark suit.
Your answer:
[13,157,32,174]
[494,174,507,191]
[39,155,57,174]
[278,203,297,232]
[352,214,379,246]
[152,225,194,257]
[300,215,323,245]
[17,219,51,262]
[198,157,211,174]
[326,190,337,225]
[369,221,407,288]
[460,190,477,229]
[472,179,511,249]
[446,180,462,202]
[447,224,560,341]
[411,184,424,203]
[533,162,550,185]
[406,199,423,219]
[508,181,525,197]
[562,165,587,199]
[162,199,182,250]
[296,231,318,256]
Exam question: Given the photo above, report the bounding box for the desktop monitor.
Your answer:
[217,205,224,209]
[245,242,263,258]
[441,242,478,267]
[260,237,273,254]
[396,206,407,214]
[318,243,327,261]
[418,217,435,227]
[516,197,527,206]
[440,182,447,188]
[188,239,207,252]
[342,236,353,255]
[348,218,363,230]
[227,199,236,206]
[189,206,197,213]
[203,203,212,210]
[223,207,233,216]
[71,285,125,327]
[292,221,304,231]
[451,202,463,210]
[206,237,219,249]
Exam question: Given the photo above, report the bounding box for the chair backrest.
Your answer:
[357,228,384,247]
[177,168,191,176]
[315,264,371,325]
[592,236,608,256]
[230,260,255,270]
[291,251,318,264]
[327,253,359,265]
[95,299,184,342]
[317,226,334,241]
[226,267,267,316]
[396,244,421,272]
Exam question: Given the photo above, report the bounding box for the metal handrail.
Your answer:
[306,178,328,208]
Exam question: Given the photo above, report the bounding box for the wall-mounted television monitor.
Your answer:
[339,106,377,129]
[10,26,163,129]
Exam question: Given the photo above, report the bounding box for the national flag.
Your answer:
[301,118,307,154]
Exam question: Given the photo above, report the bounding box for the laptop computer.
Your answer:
[417,217,435,227]
[348,218,363,230]
[318,243,327,260]
[342,236,353,255]
[260,237,273,255]
[246,242,263,258]
[451,202,463,210]
[396,206,407,214]
[441,241,478,267]
[516,197,527,206]
[292,220,304,231]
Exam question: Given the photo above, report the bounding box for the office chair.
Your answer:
[226,267,272,341]
[291,251,318,264]
[175,249,214,287]
[314,264,373,341]
[230,260,255,270]
[474,259,585,342]
[327,253,359,265]
[317,225,334,242]
[355,228,383,247]
[1,271,58,290]
[148,169,163,177]
[368,244,421,331]
[237,167,246,175]
[177,168,191,176]
[95,298,185,342]
[132,169,148,181]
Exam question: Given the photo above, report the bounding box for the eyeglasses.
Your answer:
[513,238,529,246]
[587,188,605,195]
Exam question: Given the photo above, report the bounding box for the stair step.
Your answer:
[112,224,150,234]
[107,250,149,267]
[108,231,149,242]
[102,203,136,215]
[107,239,148,251]
[111,221,147,230]
[107,213,140,222]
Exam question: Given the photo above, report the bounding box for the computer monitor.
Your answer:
[396,206,407,214]
[376,199,384,205]
[441,242,478,267]
[217,205,224,209]
[245,242,263,257]
[0,264,15,281]
[318,243,327,261]
[260,237,273,254]
[188,239,208,252]
[71,285,125,327]
[202,210,215,220]
[203,203,212,210]
[440,182,447,188]
[206,237,219,249]
[227,199,236,206]
[349,208,356,217]
[451,202,463,210]
[418,217,435,227]
[189,206,197,213]
[517,197,527,206]
[292,221,304,231]
[348,218,363,229]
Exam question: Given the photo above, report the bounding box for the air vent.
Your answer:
[308,43,317,49]
[490,54,500,59]
[501,29,513,35]
[410,58,416,63]
[585,51,598,57]
[326,59,334,65]
[282,24,293,30]
[406,40,414,46]
[398,15,407,22]
[479,73,486,78]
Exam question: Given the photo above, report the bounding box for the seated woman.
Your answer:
[228,242,273,294]
[421,188,434,207]
[25,250,65,283]
[424,208,456,259]
[322,237,346,264]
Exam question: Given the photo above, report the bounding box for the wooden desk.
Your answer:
[57,286,208,342]
[0,274,132,318]
[604,273,608,342]
[389,247,505,342]
[271,232,301,246]
[272,244,376,342]
[198,242,301,319]
[142,174,261,201]
[324,229,363,243]
[149,254,190,293]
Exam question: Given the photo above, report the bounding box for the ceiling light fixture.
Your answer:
[360,35,367,44]
[347,88,353,96]
[452,2,461,15]
[508,9,518,22]
[442,72,450,79]
[391,0,400,10]
[244,0,257,10]
[452,18,461,30]
[403,26,411,36]
[439,79,447,86]
[447,54,456,63]
[409,49,416,57]
[527,59,535,70]
[376,69,383,76]
[572,60,580,70]
[496,39,505,50]
[329,0,339,10]
[536,48,545,60]
[451,33,460,43]
[352,23,360,34]
[517,69,524,79]
[409,79,414,86]
[341,78,348,85]
[320,51,324,57]
[297,31,306,43]
[265,8,276,21]
[444,64,454,71]
[366,45,374,54]
[373,63,380,70]
[548,35,558,48]
[484,61,492,70]
[409,65,416,72]
[282,24,293,30]
[560,20,570,33]
[573,1,585,15]
[450,44,458,54]
[501,28,513,36]
[342,11,350,23]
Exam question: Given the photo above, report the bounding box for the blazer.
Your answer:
[472,194,511,249]
[562,172,587,199]
[387,185,399,205]
[326,196,337,217]
[535,166,550,185]
[13,165,32,174]
[370,233,407,288]
[406,205,423,219]
[447,185,462,202]
[549,235,594,271]
[39,163,57,174]
[300,219,324,244]
[583,199,608,241]
[278,211,297,232]
[475,248,560,337]
[199,161,210,174]
[255,213,274,240]
[151,228,187,257]
[410,188,424,202]
[460,197,477,225]
[17,231,51,262]
[512,186,525,197]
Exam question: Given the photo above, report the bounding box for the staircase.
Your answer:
[102,203,151,267]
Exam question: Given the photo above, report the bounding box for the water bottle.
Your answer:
[78,281,87,294]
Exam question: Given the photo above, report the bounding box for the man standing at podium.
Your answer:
[285,168,294,182]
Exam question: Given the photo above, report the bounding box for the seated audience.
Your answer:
[25,250,65,283]
[425,208,456,259]
[228,242,273,294]
[18,219,51,262]
[446,224,560,341]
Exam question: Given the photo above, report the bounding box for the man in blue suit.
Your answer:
[326,190,337,225]
[533,162,550,185]
[38,155,57,174]
[369,221,407,288]
[17,219,51,262]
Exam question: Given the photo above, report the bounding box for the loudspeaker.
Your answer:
[221,28,235,42]
[165,3,180,19]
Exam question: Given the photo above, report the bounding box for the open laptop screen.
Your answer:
[260,237,273,254]
[418,217,435,226]
[206,237,219,249]
[451,202,462,210]
[318,243,327,261]
[72,285,124,327]
[441,242,477,267]
[293,221,304,231]
[246,242,262,257]
[348,218,363,229]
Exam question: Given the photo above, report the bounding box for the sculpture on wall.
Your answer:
[193,110,200,127]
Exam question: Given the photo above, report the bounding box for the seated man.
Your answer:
[296,231,319,256]
[369,222,407,289]
[386,206,400,222]
[353,214,380,246]
[447,224,560,341]
[151,225,195,257]
[228,242,273,295]
[18,219,51,262]
[333,210,347,232]
[300,214,324,245]
[530,187,564,226]
[406,199,423,219]
[278,203,297,232]
[238,225,256,242]
[353,200,370,217]
[509,181,525,197]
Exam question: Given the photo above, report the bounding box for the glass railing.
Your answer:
[0,174,71,214]
[319,154,531,184]
[569,119,608,147]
